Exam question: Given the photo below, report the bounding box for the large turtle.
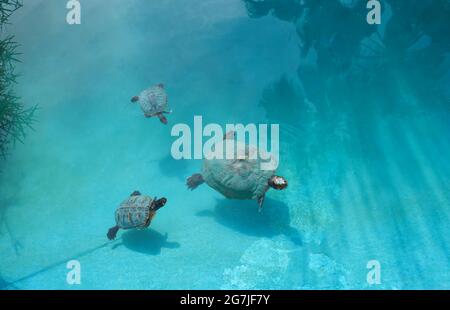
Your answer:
[186,132,288,211]
[131,83,172,124]
[107,191,167,240]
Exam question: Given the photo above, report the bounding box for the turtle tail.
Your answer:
[186,173,204,190]
[107,225,120,240]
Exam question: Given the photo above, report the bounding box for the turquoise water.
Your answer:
[1,0,449,289]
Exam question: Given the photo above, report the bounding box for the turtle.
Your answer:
[131,83,172,124]
[186,131,288,211]
[107,191,167,240]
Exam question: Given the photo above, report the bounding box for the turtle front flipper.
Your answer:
[130,190,141,196]
[187,173,204,190]
[257,195,265,212]
[107,225,120,240]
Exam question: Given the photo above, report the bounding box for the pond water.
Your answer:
[0,0,449,289]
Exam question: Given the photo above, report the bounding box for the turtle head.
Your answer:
[131,96,139,103]
[151,197,167,211]
[268,175,288,190]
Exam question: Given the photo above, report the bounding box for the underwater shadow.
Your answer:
[114,229,180,255]
[197,198,302,245]
[158,155,189,180]
[0,273,17,290]
[0,202,24,256]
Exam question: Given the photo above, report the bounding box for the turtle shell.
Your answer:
[138,84,169,116]
[202,141,276,200]
[115,195,155,229]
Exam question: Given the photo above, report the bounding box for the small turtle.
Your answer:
[131,83,172,124]
[186,132,288,211]
[107,191,167,240]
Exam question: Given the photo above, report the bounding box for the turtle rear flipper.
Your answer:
[187,174,204,190]
[131,190,141,196]
[257,195,265,212]
[107,225,120,240]
[157,113,168,124]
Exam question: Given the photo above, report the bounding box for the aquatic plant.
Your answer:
[244,0,450,113]
[260,76,307,125]
[363,0,450,109]
[243,0,303,21]
[0,0,36,158]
